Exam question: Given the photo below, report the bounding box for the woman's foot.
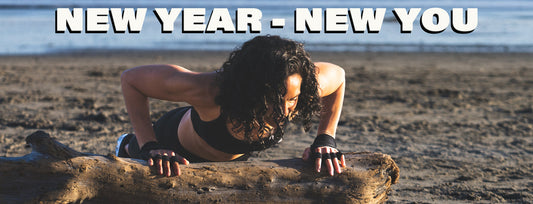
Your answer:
[115,133,134,157]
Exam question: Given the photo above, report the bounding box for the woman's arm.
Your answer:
[121,64,213,176]
[303,62,346,176]
[315,62,345,137]
[121,64,204,146]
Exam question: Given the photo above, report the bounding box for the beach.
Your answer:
[0,50,532,203]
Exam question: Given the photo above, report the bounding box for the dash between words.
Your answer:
[55,8,478,34]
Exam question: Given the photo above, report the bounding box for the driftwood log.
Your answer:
[0,131,399,203]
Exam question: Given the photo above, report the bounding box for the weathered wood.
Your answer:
[0,131,399,203]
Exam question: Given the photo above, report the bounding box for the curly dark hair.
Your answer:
[215,35,321,147]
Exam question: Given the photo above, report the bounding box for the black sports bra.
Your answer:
[190,107,280,154]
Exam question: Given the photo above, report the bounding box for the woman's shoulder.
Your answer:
[171,68,219,108]
[314,62,345,97]
[174,69,220,120]
[314,62,344,73]
[153,65,221,120]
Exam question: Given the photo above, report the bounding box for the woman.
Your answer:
[116,35,346,177]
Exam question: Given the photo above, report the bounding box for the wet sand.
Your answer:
[0,50,532,203]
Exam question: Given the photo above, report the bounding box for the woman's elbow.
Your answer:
[120,67,138,89]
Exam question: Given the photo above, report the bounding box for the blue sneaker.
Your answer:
[115,133,134,157]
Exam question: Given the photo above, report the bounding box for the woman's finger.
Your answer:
[169,155,181,176]
[315,148,322,173]
[181,157,190,165]
[333,155,342,174]
[172,160,180,176]
[148,158,154,166]
[162,154,171,177]
[302,147,310,161]
[157,156,163,175]
[330,149,342,174]
[325,148,334,176]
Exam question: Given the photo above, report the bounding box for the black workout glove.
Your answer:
[139,141,164,160]
[140,141,181,163]
[310,134,343,161]
[311,134,337,149]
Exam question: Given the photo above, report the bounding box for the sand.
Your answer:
[0,50,532,203]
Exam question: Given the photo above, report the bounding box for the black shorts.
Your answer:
[127,106,249,163]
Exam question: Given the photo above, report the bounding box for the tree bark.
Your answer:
[0,131,399,203]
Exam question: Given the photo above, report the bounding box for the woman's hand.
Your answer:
[303,133,346,176]
[147,149,189,177]
[302,146,346,176]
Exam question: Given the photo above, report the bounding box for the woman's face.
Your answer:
[284,73,302,119]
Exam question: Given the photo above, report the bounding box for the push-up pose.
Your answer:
[116,35,346,177]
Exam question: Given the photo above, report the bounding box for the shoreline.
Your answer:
[2,47,533,57]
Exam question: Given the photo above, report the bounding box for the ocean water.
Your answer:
[0,0,532,54]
